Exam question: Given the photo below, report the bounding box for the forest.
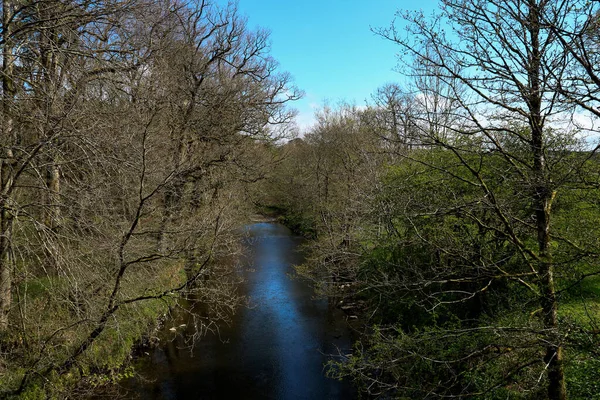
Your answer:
[1,0,600,399]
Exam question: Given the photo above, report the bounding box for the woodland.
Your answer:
[1,0,600,399]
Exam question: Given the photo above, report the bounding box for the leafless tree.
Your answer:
[0,0,299,396]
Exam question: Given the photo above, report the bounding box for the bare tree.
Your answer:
[0,0,17,332]
[370,83,419,153]
[0,0,299,396]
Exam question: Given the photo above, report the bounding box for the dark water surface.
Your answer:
[121,222,356,400]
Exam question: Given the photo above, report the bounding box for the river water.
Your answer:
[120,222,357,400]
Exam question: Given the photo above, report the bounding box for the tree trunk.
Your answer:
[39,9,63,271]
[0,199,13,331]
[44,160,61,269]
[0,0,16,331]
[528,2,566,397]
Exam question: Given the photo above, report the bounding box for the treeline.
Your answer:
[265,1,600,399]
[0,0,298,397]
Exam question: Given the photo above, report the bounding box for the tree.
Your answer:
[370,83,418,153]
[0,0,135,331]
[0,0,299,396]
[0,0,17,332]
[336,0,600,398]
[265,104,390,300]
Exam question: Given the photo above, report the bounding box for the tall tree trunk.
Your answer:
[0,0,16,331]
[528,2,566,398]
[40,11,62,271]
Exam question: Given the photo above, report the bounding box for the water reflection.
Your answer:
[121,223,356,400]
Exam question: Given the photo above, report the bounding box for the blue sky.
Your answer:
[223,0,439,132]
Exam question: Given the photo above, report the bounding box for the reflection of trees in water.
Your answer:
[125,223,355,400]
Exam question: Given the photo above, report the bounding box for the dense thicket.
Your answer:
[264,1,600,399]
[0,0,298,396]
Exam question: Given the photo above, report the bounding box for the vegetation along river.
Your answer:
[119,222,357,399]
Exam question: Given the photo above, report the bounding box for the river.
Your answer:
[119,222,357,399]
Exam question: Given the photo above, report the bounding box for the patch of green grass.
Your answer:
[566,356,600,399]
[559,275,600,328]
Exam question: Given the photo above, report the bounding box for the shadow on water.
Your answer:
[119,222,357,400]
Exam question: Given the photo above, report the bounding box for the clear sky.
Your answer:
[221,0,440,133]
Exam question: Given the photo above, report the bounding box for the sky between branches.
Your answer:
[219,0,439,133]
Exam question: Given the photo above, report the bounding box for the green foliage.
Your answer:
[272,100,600,398]
[85,366,136,389]
[9,384,45,400]
[0,273,177,397]
[566,356,600,399]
